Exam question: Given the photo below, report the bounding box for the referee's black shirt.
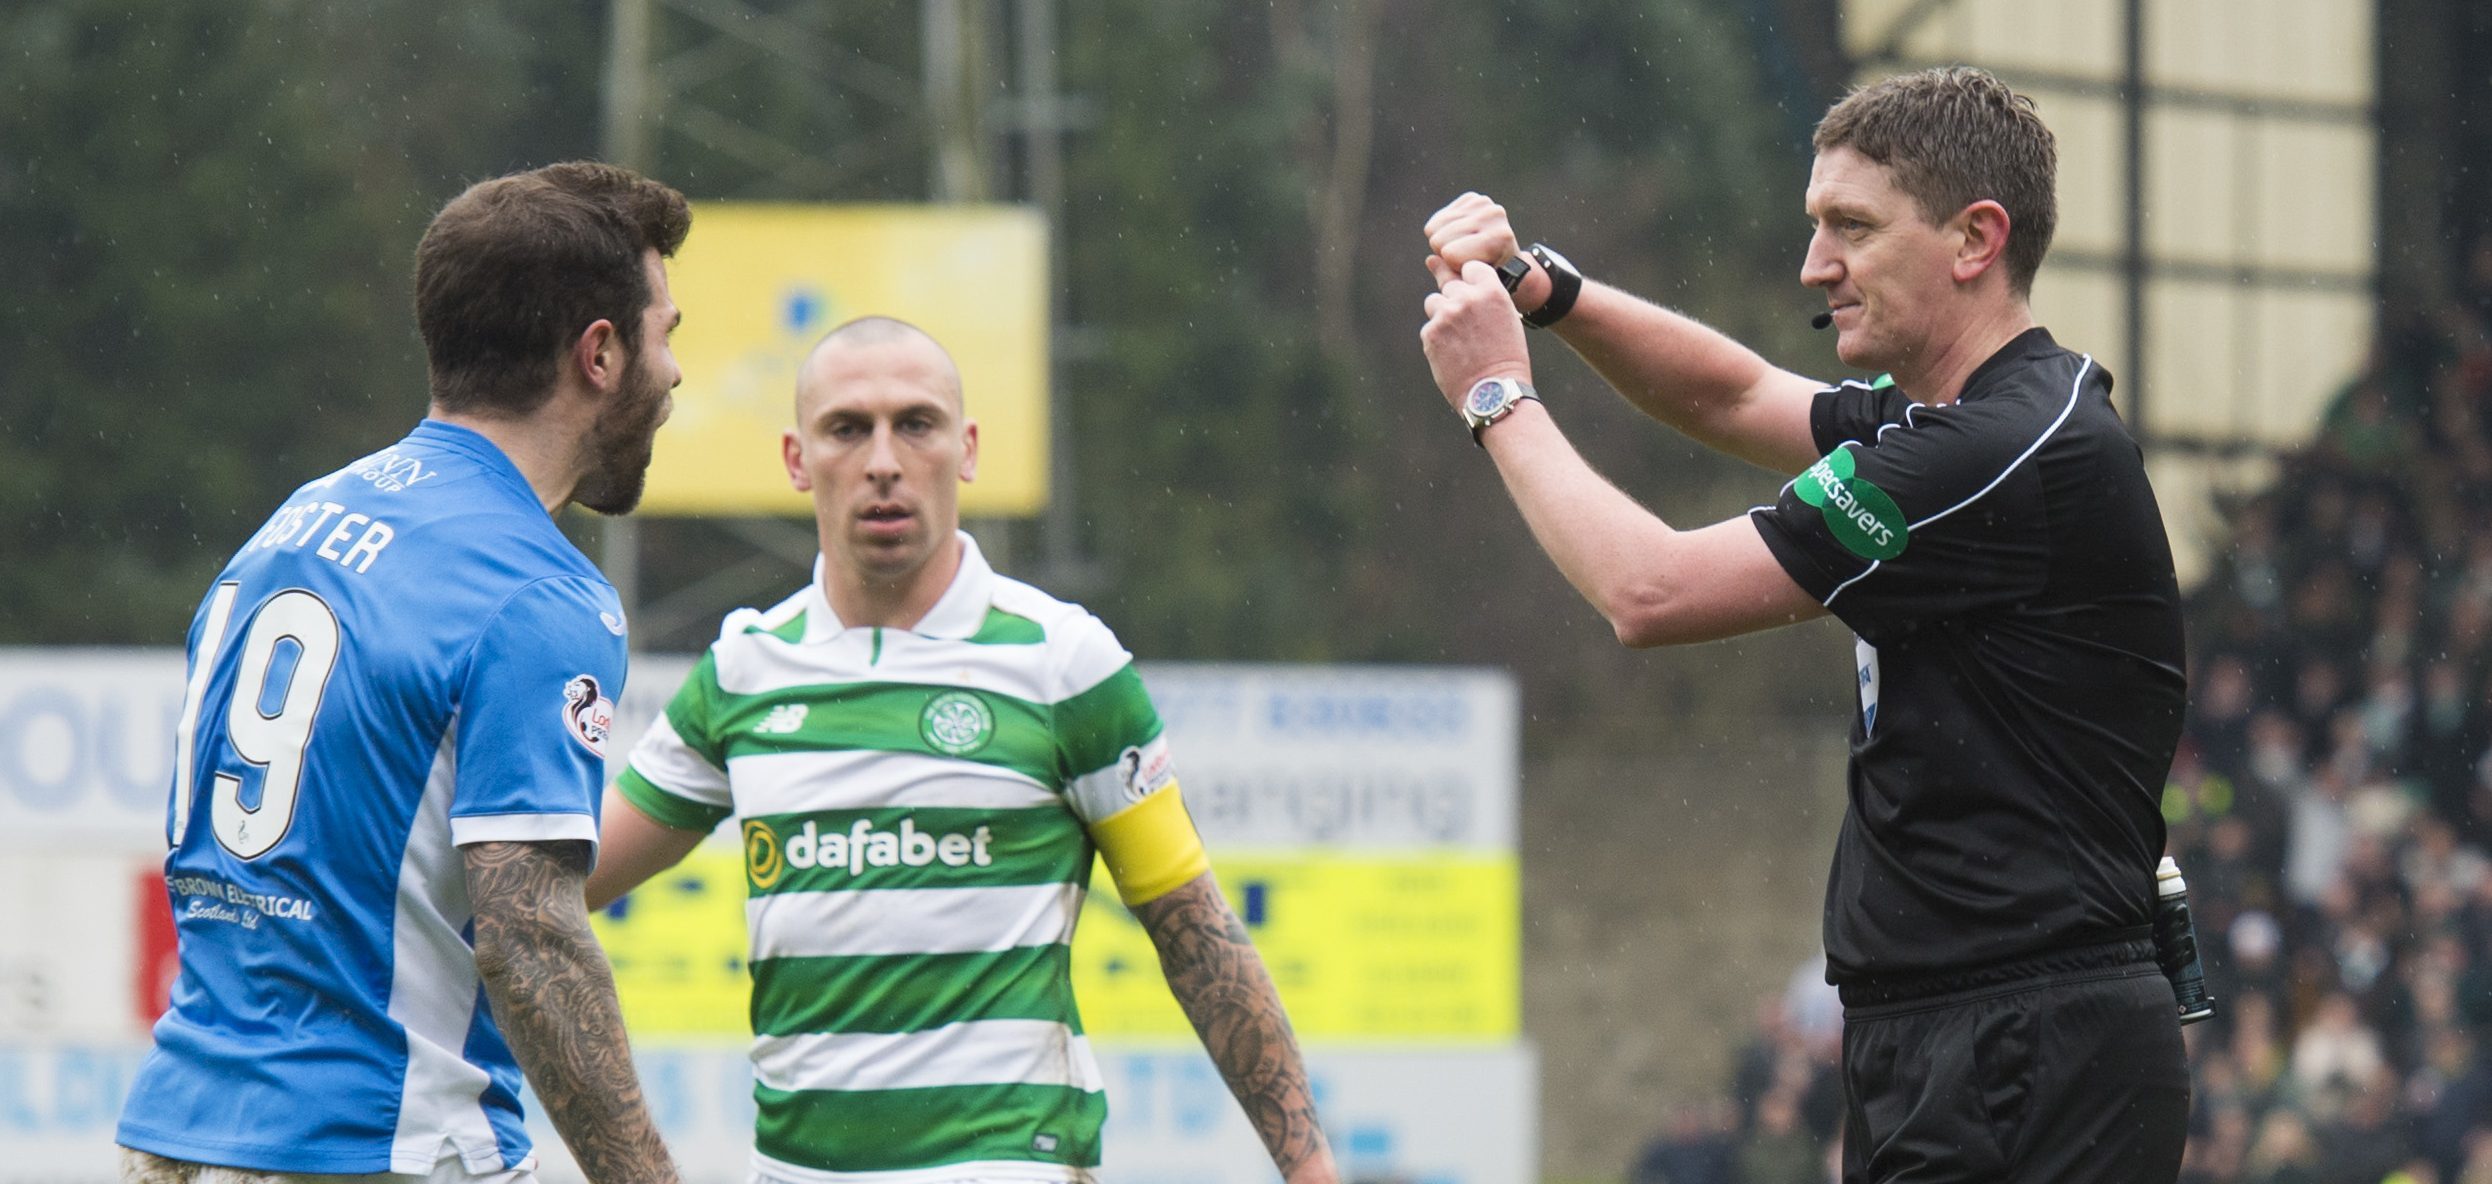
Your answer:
[1752,327,2186,986]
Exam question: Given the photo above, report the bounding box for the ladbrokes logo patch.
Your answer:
[1795,447,1908,561]
[1117,737,1176,803]
[560,674,615,756]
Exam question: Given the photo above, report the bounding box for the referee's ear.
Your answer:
[1950,199,2013,287]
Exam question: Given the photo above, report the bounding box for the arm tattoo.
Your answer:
[466,840,679,1184]
[1134,874,1335,1182]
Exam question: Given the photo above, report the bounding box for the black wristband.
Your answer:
[1521,243,1582,329]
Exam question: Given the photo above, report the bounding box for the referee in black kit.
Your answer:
[1417,66,2190,1182]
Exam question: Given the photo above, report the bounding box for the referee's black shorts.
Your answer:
[1837,939,2189,1184]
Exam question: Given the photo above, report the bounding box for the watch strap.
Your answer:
[1521,243,1582,329]
[1471,391,1539,446]
[1494,255,1531,293]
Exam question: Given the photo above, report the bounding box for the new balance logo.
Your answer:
[754,704,809,734]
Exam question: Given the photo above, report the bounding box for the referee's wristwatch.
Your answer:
[1459,376,1539,446]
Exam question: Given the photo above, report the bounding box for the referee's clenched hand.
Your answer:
[1419,257,1531,412]
[1424,191,1556,318]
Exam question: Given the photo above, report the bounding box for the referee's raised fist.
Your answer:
[1423,191,1520,274]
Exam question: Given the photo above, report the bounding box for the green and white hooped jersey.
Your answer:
[619,535,1178,1184]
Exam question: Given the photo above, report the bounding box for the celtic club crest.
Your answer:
[919,690,995,756]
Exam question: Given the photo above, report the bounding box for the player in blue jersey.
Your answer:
[116,162,692,1184]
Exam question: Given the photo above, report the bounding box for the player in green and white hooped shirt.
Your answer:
[589,318,1339,1184]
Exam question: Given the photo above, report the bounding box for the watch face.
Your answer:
[1466,380,1511,417]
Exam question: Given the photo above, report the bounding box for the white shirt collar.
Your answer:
[801,531,994,643]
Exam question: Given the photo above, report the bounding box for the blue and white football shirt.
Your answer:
[116,419,627,1175]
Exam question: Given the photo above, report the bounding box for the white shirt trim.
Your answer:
[1817,355,2093,607]
[801,533,997,645]
[1907,356,2090,532]
[448,811,598,847]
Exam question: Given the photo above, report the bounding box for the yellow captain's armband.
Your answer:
[1092,782,1211,906]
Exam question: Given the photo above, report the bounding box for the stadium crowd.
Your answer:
[1633,251,2492,1184]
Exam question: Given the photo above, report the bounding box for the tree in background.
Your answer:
[1059,0,1847,722]
[0,0,602,641]
[4,0,1846,731]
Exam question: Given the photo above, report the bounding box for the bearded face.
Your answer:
[573,251,682,516]
[571,345,674,516]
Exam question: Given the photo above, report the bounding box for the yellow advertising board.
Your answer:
[1071,853,1519,1042]
[592,847,1518,1043]
[642,203,1049,517]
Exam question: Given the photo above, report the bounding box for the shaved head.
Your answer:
[798,316,963,418]
[782,314,979,626]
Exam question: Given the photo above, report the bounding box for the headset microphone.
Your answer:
[1811,311,1834,330]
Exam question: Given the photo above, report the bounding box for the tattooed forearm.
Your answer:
[466,840,679,1184]
[1134,873,1337,1184]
